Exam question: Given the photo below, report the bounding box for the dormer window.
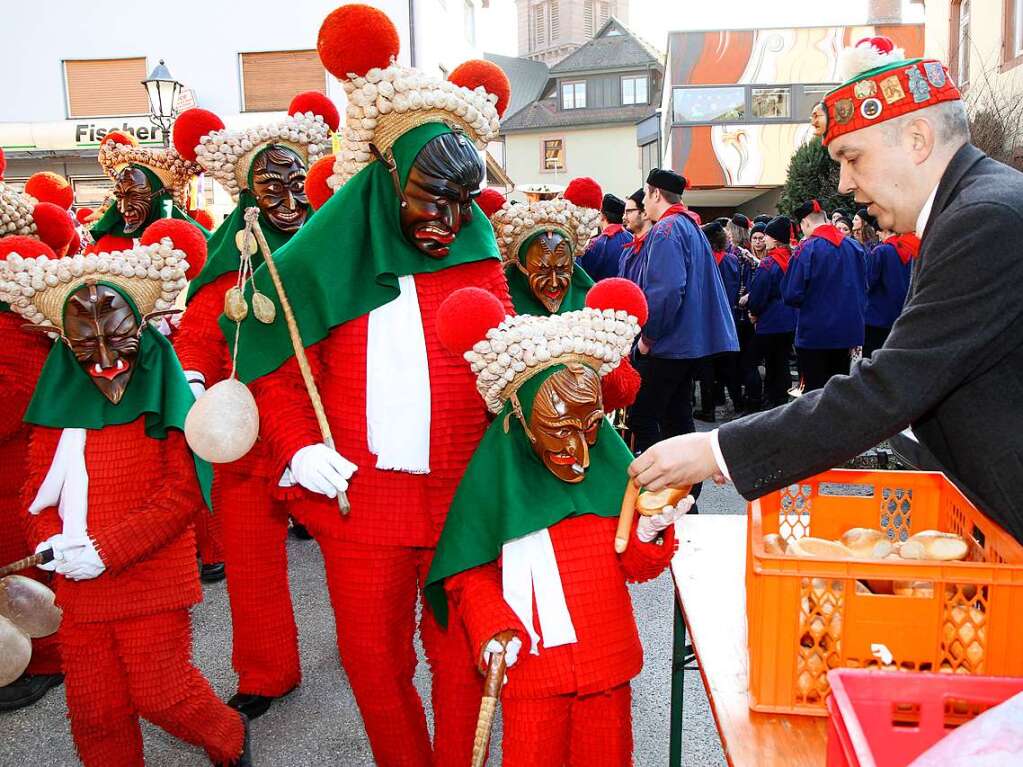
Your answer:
[622,75,648,105]
[561,81,586,109]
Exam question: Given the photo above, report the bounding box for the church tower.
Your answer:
[515,0,631,65]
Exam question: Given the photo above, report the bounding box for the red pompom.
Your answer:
[305,154,336,211]
[172,108,225,162]
[66,229,82,256]
[289,91,341,132]
[448,60,512,118]
[0,147,5,181]
[318,4,400,81]
[187,208,215,231]
[476,188,506,218]
[857,36,895,54]
[100,131,138,149]
[600,357,642,411]
[25,172,74,209]
[564,177,603,211]
[437,288,506,356]
[86,235,135,254]
[585,277,648,326]
[75,207,94,225]
[140,219,208,280]
[31,203,75,256]
[0,235,57,260]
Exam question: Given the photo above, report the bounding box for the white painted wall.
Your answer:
[504,124,641,201]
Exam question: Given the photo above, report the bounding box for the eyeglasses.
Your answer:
[624,207,640,214]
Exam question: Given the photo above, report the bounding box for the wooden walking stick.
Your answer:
[471,646,507,767]
[615,479,641,554]
[0,549,54,579]
[242,208,351,514]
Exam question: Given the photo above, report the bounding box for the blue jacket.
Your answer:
[622,208,738,359]
[747,249,797,335]
[578,224,633,282]
[865,239,914,328]
[782,226,866,349]
[716,250,741,310]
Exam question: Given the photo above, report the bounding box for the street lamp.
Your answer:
[142,59,182,148]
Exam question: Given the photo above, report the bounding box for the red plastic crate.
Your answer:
[825,668,1023,767]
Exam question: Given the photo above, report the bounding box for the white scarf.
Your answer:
[502,528,577,654]
[28,427,89,538]
[365,275,432,474]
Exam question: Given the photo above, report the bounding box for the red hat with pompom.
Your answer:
[173,108,225,162]
[305,154,337,211]
[449,60,512,118]
[586,277,648,326]
[564,177,603,211]
[476,188,507,219]
[31,202,76,256]
[140,219,208,281]
[289,91,341,133]
[25,172,74,210]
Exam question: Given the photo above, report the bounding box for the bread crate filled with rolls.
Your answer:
[744,469,1023,716]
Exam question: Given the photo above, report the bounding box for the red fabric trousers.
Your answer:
[0,505,61,676]
[215,470,300,697]
[502,683,633,767]
[194,506,224,565]
[317,538,483,767]
[61,609,244,767]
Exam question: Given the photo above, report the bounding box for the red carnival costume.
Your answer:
[171,94,338,713]
[426,281,682,765]
[213,6,513,763]
[0,222,250,766]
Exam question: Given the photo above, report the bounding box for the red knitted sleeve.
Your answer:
[446,563,528,671]
[619,517,677,584]
[250,341,325,487]
[174,273,234,383]
[0,315,49,440]
[21,427,62,547]
[90,431,200,575]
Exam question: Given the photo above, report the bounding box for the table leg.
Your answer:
[670,596,700,767]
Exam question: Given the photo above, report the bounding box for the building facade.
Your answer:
[655,22,925,218]
[515,0,630,65]
[0,0,489,217]
[496,17,661,201]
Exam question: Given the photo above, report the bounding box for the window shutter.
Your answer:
[65,58,149,118]
[584,1,594,37]
[551,0,560,40]
[241,50,326,112]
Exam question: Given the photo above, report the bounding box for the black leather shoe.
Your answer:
[200,563,226,583]
[288,521,313,541]
[228,692,275,720]
[0,673,64,712]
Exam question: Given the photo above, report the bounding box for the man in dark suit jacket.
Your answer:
[628,39,1023,543]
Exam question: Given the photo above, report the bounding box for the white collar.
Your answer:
[915,184,939,238]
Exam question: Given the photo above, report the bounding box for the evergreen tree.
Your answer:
[778,137,855,217]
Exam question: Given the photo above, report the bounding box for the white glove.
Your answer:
[184,371,205,400]
[286,444,358,498]
[29,427,89,539]
[483,635,522,670]
[34,537,68,571]
[55,537,106,581]
[637,494,696,543]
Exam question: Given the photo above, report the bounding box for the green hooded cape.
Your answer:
[23,283,212,509]
[424,364,633,627]
[89,165,209,240]
[219,122,501,383]
[506,230,594,316]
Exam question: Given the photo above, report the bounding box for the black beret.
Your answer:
[701,221,725,237]
[601,193,626,218]
[751,222,767,235]
[646,168,687,195]
[731,213,751,229]
[753,214,772,225]
[792,199,825,223]
[764,216,793,243]
[628,188,645,208]
[835,216,853,230]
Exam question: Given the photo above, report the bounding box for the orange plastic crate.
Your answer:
[745,469,1023,717]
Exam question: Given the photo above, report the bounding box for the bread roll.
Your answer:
[893,580,934,598]
[636,486,690,517]
[840,528,894,558]
[763,533,787,555]
[787,537,854,559]
[898,530,968,561]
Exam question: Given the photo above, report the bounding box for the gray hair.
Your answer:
[883,100,971,147]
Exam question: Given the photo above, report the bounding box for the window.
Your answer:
[1002,0,1023,70]
[1017,0,1023,55]
[798,84,835,121]
[672,87,745,123]
[240,50,326,112]
[561,81,586,109]
[640,140,659,180]
[72,177,114,207]
[950,0,970,89]
[751,87,791,119]
[622,75,649,105]
[464,0,476,46]
[64,58,149,118]
[542,138,565,171]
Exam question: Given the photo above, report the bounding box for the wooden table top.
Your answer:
[671,514,829,767]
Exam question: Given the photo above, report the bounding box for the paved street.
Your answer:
[1,426,739,766]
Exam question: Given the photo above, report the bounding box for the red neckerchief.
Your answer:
[658,203,688,222]
[810,223,845,248]
[625,230,647,253]
[713,249,726,265]
[885,233,921,265]
[602,223,624,237]
[768,245,792,273]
